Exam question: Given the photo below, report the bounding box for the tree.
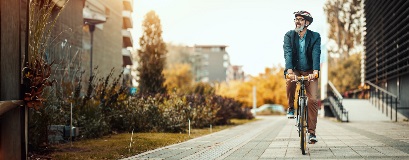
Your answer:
[137,10,167,94]
[324,0,364,93]
[329,53,361,94]
[216,66,288,108]
[324,0,363,59]
[163,63,193,93]
[166,43,192,68]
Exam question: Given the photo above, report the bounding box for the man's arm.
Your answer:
[283,31,294,72]
[312,33,321,71]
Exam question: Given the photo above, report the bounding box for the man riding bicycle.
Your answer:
[283,10,321,143]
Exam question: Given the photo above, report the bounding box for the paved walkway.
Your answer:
[124,116,409,160]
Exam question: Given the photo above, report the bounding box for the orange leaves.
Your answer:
[22,58,54,110]
[217,66,288,108]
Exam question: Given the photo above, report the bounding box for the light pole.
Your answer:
[85,21,105,77]
[83,7,106,77]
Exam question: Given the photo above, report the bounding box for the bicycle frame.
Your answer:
[286,73,318,155]
[293,76,310,155]
[296,79,309,134]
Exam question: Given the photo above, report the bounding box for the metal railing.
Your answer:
[327,81,349,122]
[365,81,405,122]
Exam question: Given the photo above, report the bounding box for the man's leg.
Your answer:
[286,71,299,118]
[286,81,296,108]
[305,71,319,135]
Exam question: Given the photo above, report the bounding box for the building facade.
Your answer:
[83,0,133,77]
[364,0,409,117]
[227,65,245,82]
[193,45,230,83]
[46,0,133,81]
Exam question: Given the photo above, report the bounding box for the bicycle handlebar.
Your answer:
[286,73,319,80]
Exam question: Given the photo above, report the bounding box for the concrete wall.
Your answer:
[84,0,123,77]
[206,51,228,82]
[398,74,409,118]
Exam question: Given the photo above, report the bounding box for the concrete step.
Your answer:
[342,99,391,122]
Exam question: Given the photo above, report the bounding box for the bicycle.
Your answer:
[286,73,318,155]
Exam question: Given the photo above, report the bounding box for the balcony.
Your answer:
[52,0,67,7]
[122,29,133,47]
[123,10,133,29]
[123,0,133,12]
[122,49,133,66]
[83,7,106,26]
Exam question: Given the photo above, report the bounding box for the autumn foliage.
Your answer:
[217,66,288,109]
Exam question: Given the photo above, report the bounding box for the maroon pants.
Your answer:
[286,70,319,134]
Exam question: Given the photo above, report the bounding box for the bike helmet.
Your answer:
[293,10,313,24]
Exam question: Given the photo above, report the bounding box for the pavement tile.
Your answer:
[351,146,385,157]
[372,146,409,156]
[330,147,361,157]
[123,116,409,160]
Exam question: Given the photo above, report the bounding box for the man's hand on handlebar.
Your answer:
[308,70,319,81]
[286,69,296,82]
[286,70,319,82]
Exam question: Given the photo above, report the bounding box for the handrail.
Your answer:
[365,81,397,98]
[328,81,343,100]
[365,81,401,121]
[327,81,349,122]
[0,100,24,116]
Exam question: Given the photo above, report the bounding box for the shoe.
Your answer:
[287,108,295,119]
[309,133,318,143]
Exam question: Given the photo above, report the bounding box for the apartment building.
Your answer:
[227,65,245,82]
[193,45,230,83]
[83,0,133,77]
[46,0,133,80]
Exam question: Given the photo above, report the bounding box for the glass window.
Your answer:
[223,61,229,68]
[211,47,221,52]
[223,54,229,60]
[203,54,209,60]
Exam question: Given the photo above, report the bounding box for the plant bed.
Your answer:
[28,119,256,160]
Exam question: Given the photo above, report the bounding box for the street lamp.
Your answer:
[83,7,106,77]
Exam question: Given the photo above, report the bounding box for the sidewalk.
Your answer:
[123,116,409,159]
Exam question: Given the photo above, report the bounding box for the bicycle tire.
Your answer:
[300,99,307,155]
[297,105,301,137]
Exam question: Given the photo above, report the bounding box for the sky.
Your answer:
[132,0,327,76]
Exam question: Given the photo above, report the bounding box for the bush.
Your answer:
[29,74,253,150]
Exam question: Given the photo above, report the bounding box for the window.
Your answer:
[223,62,229,68]
[203,54,209,60]
[203,61,209,66]
[211,47,221,52]
[223,54,229,60]
[202,77,209,82]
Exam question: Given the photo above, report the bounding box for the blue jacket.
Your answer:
[283,29,321,73]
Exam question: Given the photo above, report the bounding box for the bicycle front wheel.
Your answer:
[299,99,307,155]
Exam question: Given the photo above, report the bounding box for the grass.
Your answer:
[49,118,257,160]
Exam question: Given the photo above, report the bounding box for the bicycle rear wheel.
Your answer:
[299,99,307,155]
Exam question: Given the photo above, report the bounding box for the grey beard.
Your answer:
[295,25,304,33]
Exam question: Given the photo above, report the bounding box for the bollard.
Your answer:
[210,124,212,133]
[188,119,191,137]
